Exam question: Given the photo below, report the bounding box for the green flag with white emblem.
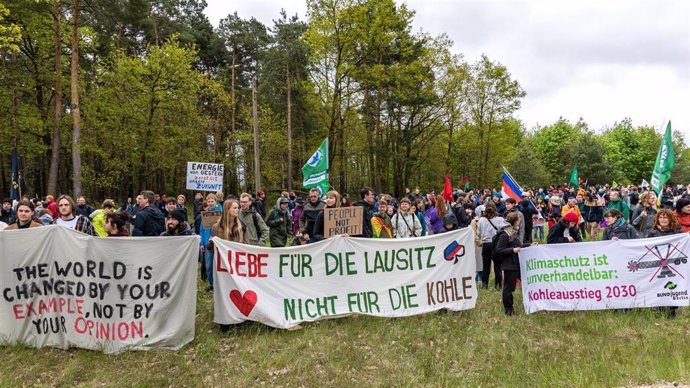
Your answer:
[651,121,675,195]
[302,138,330,195]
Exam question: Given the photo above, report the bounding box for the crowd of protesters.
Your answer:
[3,181,690,319]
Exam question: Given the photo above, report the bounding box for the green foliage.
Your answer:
[0,0,688,200]
[0,3,21,54]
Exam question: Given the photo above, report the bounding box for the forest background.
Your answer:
[1,0,689,202]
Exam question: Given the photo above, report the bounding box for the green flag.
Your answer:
[302,138,330,195]
[611,180,618,189]
[569,165,578,188]
[651,121,675,195]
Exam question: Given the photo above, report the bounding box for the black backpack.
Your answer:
[487,218,504,258]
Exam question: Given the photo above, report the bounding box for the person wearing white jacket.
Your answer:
[392,198,422,238]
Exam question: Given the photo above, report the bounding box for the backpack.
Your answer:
[491,229,507,258]
[486,218,503,258]
[251,211,261,235]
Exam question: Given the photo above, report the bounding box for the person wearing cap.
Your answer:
[547,211,581,244]
[392,198,421,238]
[673,197,690,233]
[266,197,293,247]
[1,198,16,224]
[160,209,194,236]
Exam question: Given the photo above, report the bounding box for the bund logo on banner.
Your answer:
[520,234,690,313]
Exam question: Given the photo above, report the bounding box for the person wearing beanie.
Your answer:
[161,209,194,236]
[547,211,581,244]
[674,197,690,233]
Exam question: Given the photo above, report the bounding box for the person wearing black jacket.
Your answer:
[75,196,95,218]
[1,199,16,224]
[495,212,533,315]
[519,195,537,244]
[547,212,581,244]
[133,190,165,236]
[451,194,472,229]
[353,187,376,238]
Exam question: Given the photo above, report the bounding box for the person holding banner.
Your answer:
[495,212,533,315]
[647,209,682,237]
[602,209,637,241]
[200,193,222,290]
[210,200,250,332]
[4,199,43,230]
[54,195,98,236]
[645,209,683,319]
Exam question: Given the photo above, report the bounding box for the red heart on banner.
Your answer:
[230,289,257,317]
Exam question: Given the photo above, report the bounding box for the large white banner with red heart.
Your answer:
[520,233,690,313]
[0,226,198,353]
[212,228,477,329]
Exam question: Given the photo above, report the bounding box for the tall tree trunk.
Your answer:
[252,76,261,192]
[70,0,82,197]
[48,0,62,196]
[286,64,292,191]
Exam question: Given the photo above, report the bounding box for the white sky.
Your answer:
[204,0,690,139]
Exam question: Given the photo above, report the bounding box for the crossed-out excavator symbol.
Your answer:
[628,242,688,282]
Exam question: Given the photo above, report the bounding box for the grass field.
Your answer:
[1,271,689,387]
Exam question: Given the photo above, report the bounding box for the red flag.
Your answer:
[443,176,453,202]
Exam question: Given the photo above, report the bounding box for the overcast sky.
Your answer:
[204,0,690,139]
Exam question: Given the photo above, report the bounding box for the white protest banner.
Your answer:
[186,161,224,191]
[212,229,477,329]
[520,234,690,313]
[0,226,198,354]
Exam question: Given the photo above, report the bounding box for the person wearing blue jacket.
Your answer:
[199,193,222,291]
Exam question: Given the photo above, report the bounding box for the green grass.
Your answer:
[1,271,689,387]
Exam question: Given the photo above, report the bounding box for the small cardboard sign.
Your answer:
[323,207,363,238]
[201,211,221,229]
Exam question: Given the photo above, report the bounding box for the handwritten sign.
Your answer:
[186,162,224,191]
[0,226,198,353]
[324,207,363,238]
[202,211,221,229]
